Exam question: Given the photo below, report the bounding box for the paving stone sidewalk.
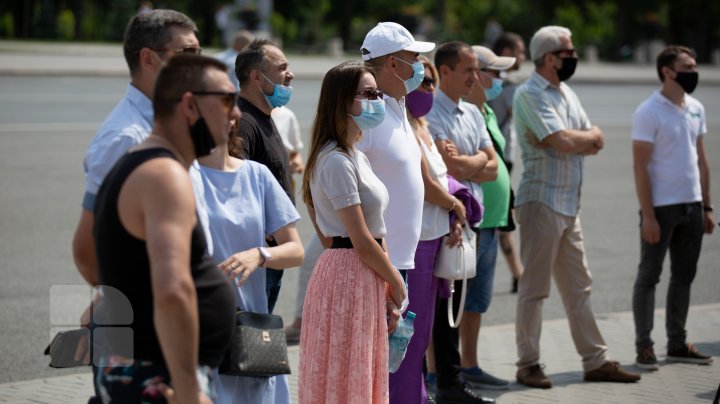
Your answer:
[1,304,718,403]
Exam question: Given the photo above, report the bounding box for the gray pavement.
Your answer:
[2,40,720,84]
[1,303,718,403]
[1,41,719,403]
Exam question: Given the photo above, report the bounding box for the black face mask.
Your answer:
[673,71,699,94]
[556,56,578,82]
[189,116,216,157]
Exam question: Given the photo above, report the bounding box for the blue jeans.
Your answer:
[464,228,498,313]
[632,203,704,352]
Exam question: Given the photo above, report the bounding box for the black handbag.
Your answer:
[44,328,90,368]
[218,311,291,377]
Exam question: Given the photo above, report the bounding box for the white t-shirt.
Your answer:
[356,96,424,269]
[418,136,450,241]
[271,106,304,152]
[310,145,388,238]
[631,91,706,207]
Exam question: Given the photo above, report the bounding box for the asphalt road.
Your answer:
[0,76,718,383]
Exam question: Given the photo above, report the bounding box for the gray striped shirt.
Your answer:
[513,71,592,216]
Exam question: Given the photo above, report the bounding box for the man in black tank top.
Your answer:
[92,55,239,403]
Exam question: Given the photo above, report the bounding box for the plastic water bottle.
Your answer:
[400,278,410,314]
[388,311,416,373]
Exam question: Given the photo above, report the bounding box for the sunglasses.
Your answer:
[421,77,435,89]
[192,91,238,113]
[355,89,384,100]
[153,47,203,55]
[552,48,576,57]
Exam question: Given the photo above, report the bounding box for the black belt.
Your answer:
[330,236,383,250]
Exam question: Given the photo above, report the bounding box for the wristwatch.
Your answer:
[703,205,714,212]
[257,247,272,266]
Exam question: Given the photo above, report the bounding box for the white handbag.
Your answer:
[433,226,477,328]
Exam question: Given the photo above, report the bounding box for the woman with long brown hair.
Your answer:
[298,61,406,403]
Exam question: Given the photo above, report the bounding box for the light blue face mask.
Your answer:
[484,78,503,101]
[394,57,425,94]
[260,72,292,108]
[350,98,386,130]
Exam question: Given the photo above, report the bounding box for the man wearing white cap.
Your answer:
[358,22,437,404]
[512,25,640,388]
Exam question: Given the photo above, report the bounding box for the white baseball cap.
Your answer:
[471,45,516,70]
[361,22,435,61]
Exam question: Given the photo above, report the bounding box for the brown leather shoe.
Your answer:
[584,361,641,383]
[516,364,552,389]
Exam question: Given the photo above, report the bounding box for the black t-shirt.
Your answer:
[237,97,295,205]
[94,148,235,368]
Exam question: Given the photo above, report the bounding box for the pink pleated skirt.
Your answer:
[298,248,389,404]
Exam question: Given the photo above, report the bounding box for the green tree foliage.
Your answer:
[79,1,104,40]
[553,1,616,56]
[0,12,14,38]
[57,9,76,40]
[33,0,58,38]
[3,0,718,61]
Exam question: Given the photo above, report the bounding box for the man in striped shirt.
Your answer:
[512,25,640,389]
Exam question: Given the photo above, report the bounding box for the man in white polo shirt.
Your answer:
[359,22,433,275]
[358,22,438,404]
[631,45,715,370]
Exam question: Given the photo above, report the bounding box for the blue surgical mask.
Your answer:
[260,72,292,108]
[350,98,386,130]
[484,78,503,101]
[394,57,425,94]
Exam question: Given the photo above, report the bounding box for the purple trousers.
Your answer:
[389,238,442,404]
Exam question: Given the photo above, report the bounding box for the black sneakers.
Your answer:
[436,381,495,404]
[667,343,713,365]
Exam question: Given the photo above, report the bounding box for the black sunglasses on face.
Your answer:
[552,48,576,57]
[192,91,238,112]
[355,89,384,100]
[153,47,203,55]
[421,77,435,89]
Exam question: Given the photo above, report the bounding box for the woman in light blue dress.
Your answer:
[194,121,304,404]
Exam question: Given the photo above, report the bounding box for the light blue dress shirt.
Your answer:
[426,88,492,208]
[82,84,152,210]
